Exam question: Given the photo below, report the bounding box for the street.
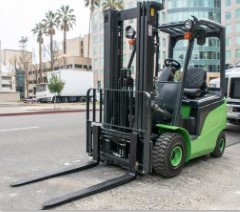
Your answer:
[0,113,240,210]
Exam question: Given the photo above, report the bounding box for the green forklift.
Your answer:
[11,1,227,209]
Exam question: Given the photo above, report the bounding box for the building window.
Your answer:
[94,48,98,55]
[226,38,231,46]
[162,38,166,47]
[226,50,231,60]
[237,9,240,17]
[237,23,240,32]
[226,25,231,34]
[236,36,240,45]
[84,65,88,69]
[162,12,166,22]
[162,51,166,60]
[2,84,12,89]
[93,36,98,44]
[225,12,231,20]
[130,66,134,74]
[75,64,82,69]
[236,49,240,58]
[94,59,98,67]
[97,81,101,91]
[208,12,214,20]
[225,0,231,6]
[2,76,11,80]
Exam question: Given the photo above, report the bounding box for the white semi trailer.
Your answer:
[36,69,93,103]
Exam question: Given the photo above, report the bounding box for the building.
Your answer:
[28,35,92,97]
[0,41,20,101]
[0,48,32,98]
[222,0,240,67]
[0,63,20,102]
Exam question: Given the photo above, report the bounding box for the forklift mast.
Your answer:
[104,1,163,129]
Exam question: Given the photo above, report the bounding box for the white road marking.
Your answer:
[0,126,39,132]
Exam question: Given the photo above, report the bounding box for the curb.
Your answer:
[0,109,86,117]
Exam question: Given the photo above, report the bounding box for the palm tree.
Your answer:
[56,5,76,68]
[42,10,57,72]
[102,0,124,11]
[85,0,100,59]
[32,23,45,84]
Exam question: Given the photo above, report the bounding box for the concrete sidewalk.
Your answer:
[0,102,94,116]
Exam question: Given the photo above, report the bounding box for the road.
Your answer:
[0,113,240,210]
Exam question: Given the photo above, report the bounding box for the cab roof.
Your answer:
[159,18,225,39]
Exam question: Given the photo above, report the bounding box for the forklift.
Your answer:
[11,1,227,209]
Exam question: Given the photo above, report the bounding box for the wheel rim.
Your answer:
[171,146,183,167]
[219,138,225,152]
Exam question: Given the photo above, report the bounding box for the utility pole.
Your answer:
[19,36,28,51]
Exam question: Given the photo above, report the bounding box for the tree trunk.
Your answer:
[25,67,29,98]
[87,13,92,60]
[39,42,43,84]
[54,93,56,109]
[50,34,54,71]
[63,28,67,69]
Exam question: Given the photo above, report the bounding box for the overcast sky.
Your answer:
[0,0,90,51]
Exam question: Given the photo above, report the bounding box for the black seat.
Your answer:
[184,68,208,98]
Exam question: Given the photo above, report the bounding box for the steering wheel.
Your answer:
[164,58,181,70]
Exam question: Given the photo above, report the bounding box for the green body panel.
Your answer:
[181,104,191,118]
[157,101,227,162]
[190,102,227,159]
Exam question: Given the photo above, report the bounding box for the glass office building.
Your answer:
[167,0,221,72]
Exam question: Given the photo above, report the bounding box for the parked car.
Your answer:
[22,96,37,103]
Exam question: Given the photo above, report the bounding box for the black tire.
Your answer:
[152,133,186,178]
[52,97,61,103]
[210,131,226,158]
[80,97,87,102]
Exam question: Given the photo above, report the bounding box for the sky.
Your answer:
[0,0,90,52]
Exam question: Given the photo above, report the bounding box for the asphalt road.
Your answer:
[0,113,240,210]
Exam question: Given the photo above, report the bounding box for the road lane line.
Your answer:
[0,126,39,132]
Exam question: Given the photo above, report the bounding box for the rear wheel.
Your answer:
[79,97,87,102]
[152,133,186,178]
[52,97,61,103]
[210,131,226,158]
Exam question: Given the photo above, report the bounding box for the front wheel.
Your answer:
[52,97,61,103]
[152,133,186,178]
[210,131,226,158]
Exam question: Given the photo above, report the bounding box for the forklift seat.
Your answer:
[184,68,208,98]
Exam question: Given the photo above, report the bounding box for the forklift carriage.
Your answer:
[11,1,227,209]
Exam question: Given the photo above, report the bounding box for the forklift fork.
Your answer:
[10,126,139,210]
[10,161,99,187]
[42,171,137,210]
